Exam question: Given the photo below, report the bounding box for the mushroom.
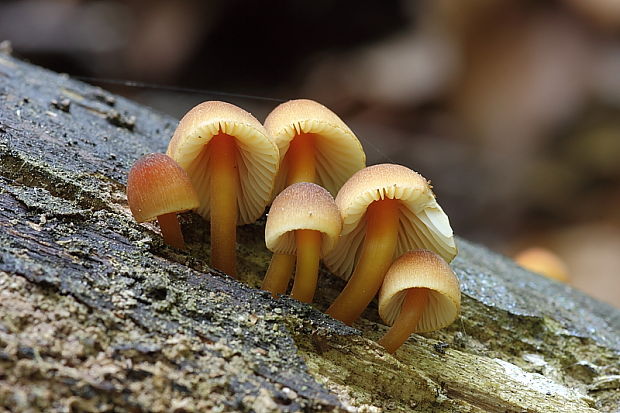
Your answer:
[324,163,457,325]
[167,101,279,277]
[261,99,364,294]
[263,182,341,302]
[514,247,569,282]
[264,99,366,196]
[127,153,199,249]
[378,250,460,354]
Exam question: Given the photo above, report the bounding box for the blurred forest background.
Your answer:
[2,0,619,308]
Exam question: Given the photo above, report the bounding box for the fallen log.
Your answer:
[1,52,618,412]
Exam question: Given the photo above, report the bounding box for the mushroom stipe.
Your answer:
[262,253,296,297]
[378,287,429,353]
[286,132,316,186]
[327,198,400,324]
[156,212,186,249]
[290,229,323,302]
[209,133,239,276]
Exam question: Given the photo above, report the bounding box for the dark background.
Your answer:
[2,0,619,307]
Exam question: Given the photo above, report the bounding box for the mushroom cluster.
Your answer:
[126,99,461,354]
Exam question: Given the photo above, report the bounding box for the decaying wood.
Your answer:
[0,53,619,412]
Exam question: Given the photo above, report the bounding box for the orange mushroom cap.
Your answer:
[514,247,570,282]
[126,153,199,222]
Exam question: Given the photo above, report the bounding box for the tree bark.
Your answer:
[0,52,618,412]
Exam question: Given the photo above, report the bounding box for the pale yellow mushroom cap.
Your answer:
[379,250,461,333]
[324,163,458,280]
[264,99,366,197]
[166,101,279,225]
[265,182,342,255]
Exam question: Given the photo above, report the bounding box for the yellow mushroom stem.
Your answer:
[291,229,322,303]
[286,133,316,185]
[262,253,296,297]
[327,199,400,324]
[157,212,185,249]
[209,133,239,277]
[378,288,429,354]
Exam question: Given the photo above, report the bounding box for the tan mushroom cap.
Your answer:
[265,182,342,255]
[264,99,366,196]
[324,163,457,279]
[379,250,461,333]
[166,101,279,225]
[127,153,199,222]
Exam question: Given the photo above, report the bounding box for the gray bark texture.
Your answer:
[0,53,619,413]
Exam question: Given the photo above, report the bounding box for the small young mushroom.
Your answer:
[127,153,199,249]
[378,250,460,354]
[263,182,341,302]
[324,163,458,325]
[264,99,366,196]
[514,247,569,282]
[167,101,279,277]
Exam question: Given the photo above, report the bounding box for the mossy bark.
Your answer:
[0,53,618,412]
